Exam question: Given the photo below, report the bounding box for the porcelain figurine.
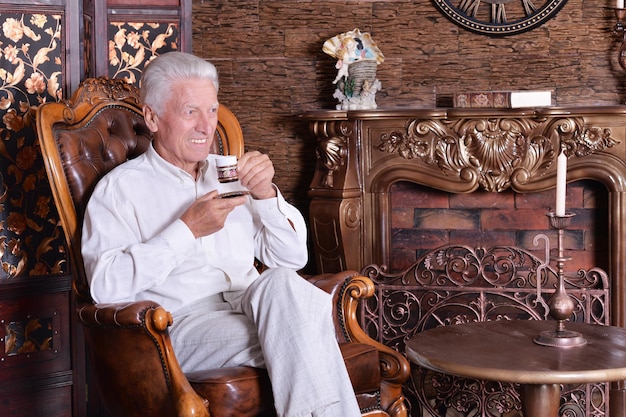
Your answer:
[323,29,384,110]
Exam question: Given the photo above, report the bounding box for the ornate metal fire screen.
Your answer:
[361,244,610,417]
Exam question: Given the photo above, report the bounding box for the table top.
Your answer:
[406,320,626,385]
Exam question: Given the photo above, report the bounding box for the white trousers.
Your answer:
[169,267,361,417]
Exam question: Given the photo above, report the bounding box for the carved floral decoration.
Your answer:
[0,12,65,279]
[376,116,620,192]
[0,14,182,280]
[4,316,53,355]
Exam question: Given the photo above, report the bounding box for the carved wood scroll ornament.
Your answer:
[376,116,619,192]
[313,120,351,187]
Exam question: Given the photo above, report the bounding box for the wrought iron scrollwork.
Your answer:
[360,244,610,417]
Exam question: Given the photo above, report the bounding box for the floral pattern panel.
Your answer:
[4,316,53,355]
[0,12,66,280]
[108,21,180,85]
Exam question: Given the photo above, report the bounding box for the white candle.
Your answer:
[555,150,567,216]
[619,0,624,9]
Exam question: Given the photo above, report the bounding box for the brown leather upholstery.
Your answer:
[37,77,409,417]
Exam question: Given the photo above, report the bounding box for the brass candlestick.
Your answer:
[614,8,626,71]
[534,212,587,348]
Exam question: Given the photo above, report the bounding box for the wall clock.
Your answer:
[433,0,568,35]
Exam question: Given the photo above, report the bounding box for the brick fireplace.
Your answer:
[304,106,626,416]
[389,179,609,274]
[304,106,626,323]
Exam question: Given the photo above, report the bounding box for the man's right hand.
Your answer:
[180,191,246,238]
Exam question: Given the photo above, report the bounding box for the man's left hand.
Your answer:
[237,151,277,200]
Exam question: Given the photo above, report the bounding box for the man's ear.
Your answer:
[143,105,158,133]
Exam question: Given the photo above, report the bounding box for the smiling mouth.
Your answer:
[189,138,208,144]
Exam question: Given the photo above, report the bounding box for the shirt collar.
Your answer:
[146,143,211,181]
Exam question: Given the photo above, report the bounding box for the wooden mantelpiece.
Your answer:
[301,106,626,328]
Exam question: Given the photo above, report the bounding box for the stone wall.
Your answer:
[192,0,623,204]
[191,0,623,271]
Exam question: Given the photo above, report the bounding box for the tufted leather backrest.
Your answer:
[55,106,151,221]
[37,77,244,304]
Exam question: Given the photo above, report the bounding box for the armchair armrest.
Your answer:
[305,272,410,416]
[77,301,210,417]
[78,299,163,326]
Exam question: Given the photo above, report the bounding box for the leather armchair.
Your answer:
[36,77,409,417]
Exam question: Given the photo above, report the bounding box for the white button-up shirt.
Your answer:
[81,144,308,314]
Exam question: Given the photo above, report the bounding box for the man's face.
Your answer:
[145,77,219,176]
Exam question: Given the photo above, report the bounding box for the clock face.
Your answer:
[433,0,568,35]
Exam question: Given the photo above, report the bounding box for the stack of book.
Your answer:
[452,90,553,108]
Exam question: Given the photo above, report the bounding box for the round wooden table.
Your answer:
[405,320,626,417]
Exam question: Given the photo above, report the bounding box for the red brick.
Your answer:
[415,209,479,230]
[391,182,449,208]
[523,248,548,262]
[564,182,585,211]
[515,187,583,213]
[581,180,608,209]
[391,228,448,250]
[389,181,608,278]
[515,189,555,210]
[481,209,550,230]
[450,190,514,209]
[389,249,418,272]
[518,230,584,251]
[449,230,516,248]
[568,208,608,231]
[584,229,609,252]
[391,207,414,228]
[565,250,609,275]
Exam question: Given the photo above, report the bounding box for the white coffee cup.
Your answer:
[215,155,238,183]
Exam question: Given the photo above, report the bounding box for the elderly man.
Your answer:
[81,51,361,417]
